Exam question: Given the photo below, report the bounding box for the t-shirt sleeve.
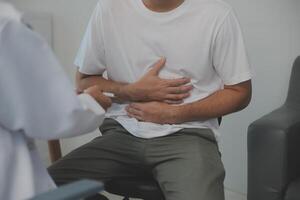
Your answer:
[74,2,106,75]
[213,10,251,85]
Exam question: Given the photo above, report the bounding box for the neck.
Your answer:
[142,0,185,12]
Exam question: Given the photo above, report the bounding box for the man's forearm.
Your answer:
[76,65,193,103]
[170,81,252,124]
[76,73,132,101]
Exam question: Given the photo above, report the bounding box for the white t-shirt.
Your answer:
[75,0,251,140]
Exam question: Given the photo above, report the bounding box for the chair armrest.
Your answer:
[30,180,104,200]
[247,105,300,200]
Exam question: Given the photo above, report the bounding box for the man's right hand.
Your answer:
[123,58,193,103]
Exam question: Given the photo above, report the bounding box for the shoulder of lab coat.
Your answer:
[0,18,105,140]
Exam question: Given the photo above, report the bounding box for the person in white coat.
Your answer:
[0,2,111,200]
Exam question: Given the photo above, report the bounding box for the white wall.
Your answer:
[219,0,300,194]
[11,0,300,195]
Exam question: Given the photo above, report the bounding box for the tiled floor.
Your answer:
[103,189,246,200]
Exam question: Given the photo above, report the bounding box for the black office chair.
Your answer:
[105,117,223,200]
[105,179,164,200]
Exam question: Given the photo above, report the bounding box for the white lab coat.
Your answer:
[0,17,105,200]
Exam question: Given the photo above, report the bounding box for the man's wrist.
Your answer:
[113,83,137,101]
[117,84,132,101]
[121,83,147,102]
[106,81,146,102]
[167,105,183,124]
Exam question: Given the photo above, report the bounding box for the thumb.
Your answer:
[148,57,166,75]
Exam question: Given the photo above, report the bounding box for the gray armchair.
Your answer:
[248,56,300,200]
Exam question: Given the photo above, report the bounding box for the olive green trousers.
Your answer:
[48,119,225,200]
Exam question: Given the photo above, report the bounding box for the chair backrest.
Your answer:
[286,56,300,106]
[48,140,62,163]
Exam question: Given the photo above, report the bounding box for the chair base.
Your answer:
[105,179,164,200]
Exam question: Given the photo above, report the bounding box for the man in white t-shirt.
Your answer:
[49,0,252,199]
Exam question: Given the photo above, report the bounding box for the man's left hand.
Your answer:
[126,102,177,124]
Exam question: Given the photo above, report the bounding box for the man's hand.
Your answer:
[123,58,193,103]
[76,58,193,104]
[126,102,177,124]
[84,85,112,110]
[126,80,252,124]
